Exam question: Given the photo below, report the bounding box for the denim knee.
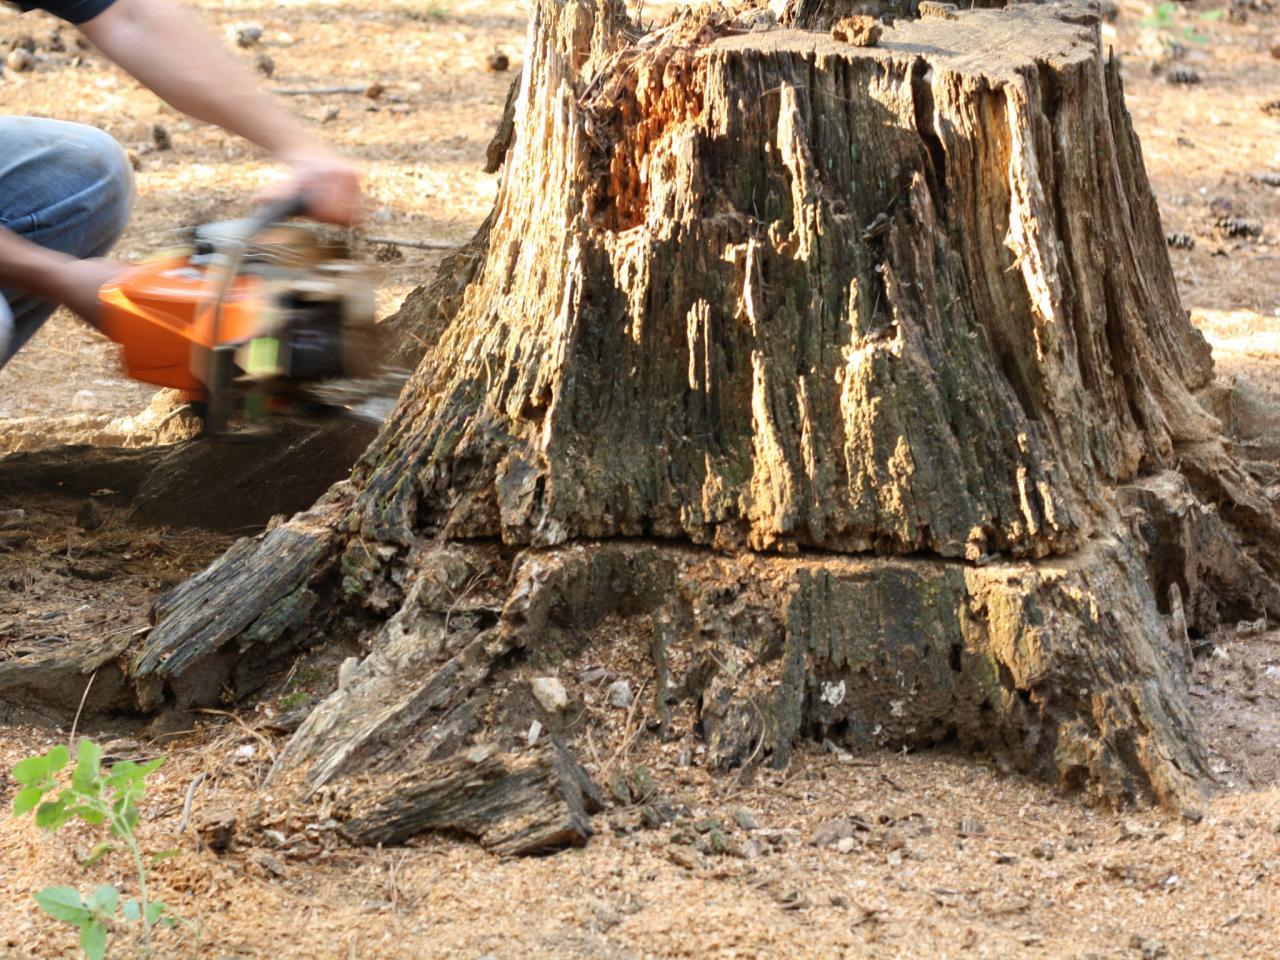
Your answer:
[0,117,135,258]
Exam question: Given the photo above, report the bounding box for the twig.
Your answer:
[178,772,207,836]
[273,84,371,96]
[67,668,98,748]
[363,235,462,251]
[609,677,650,773]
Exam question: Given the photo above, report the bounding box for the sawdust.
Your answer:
[0,0,1279,957]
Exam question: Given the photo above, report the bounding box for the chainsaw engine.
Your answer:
[98,208,399,435]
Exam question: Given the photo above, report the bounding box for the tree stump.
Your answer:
[30,0,1280,846]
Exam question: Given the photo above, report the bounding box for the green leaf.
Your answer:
[11,754,51,787]
[13,785,45,816]
[80,842,116,868]
[35,797,71,831]
[122,898,140,922]
[33,887,91,925]
[150,849,182,865]
[80,919,107,960]
[87,885,119,916]
[1199,7,1224,20]
[73,806,106,827]
[145,900,166,925]
[72,740,102,793]
[47,745,70,773]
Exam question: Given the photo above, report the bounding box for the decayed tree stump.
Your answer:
[17,0,1280,847]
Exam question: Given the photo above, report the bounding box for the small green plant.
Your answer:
[11,740,181,959]
[277,690,309,712]
[1141,2,1224,47]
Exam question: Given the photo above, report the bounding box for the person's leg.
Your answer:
[0,116,134,367]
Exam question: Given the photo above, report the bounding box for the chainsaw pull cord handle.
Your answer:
[192,192,310,385]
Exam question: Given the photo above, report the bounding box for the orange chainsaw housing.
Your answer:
[97,257,266,397]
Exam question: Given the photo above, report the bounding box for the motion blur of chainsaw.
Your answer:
[96,194,407,437]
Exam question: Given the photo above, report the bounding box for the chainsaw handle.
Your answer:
[242,192,311,240]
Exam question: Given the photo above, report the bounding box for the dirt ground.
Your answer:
[1,0,1279,957]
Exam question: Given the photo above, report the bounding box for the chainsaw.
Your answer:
[96,195,406,436]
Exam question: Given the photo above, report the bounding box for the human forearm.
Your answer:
[0,228,120,324]
[0,227,78,301]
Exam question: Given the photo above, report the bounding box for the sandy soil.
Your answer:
[1,0,1279,958]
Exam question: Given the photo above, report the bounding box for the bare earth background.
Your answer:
[0,0,1278,957]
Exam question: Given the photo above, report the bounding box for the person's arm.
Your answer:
[0,229,118,323]
[77,0,360,224]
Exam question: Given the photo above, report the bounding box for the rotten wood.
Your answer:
[339,738,604,855]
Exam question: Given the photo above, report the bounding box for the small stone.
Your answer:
[250,850,287,878]
[1181,806,1205,825]
[0,509,25,531]
[831,14,882,47]
[463,743,495,764]
[605,679,633,709]
[639,804,667,829]
[486,49,509,72]
[1129,934,1169,959]
[71,388,97,411]
[228,22,263,48]
[810,817,855,847]
[195,808,237,853]
[731,806,759,832]
[321,104,340,123]
[693,817,721,834]
[364,82,385,100]
[629,765,656,802]
[1031,841,1056,860]
[835,836,857,854]
[994,851,1018,865]
[526,719,542,746]
[668,845,703,870]
[254,52,275,78]
[5,48,34,72]
[608,769,632,806]
[707,828,729,854]
[151,123,171,151]
[1120,818,1148,840]
[530,676,568,713]
[957,818,986,837]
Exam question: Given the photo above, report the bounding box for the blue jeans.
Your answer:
[0,116,133,367]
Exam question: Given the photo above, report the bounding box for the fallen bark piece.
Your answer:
[339,739,604,855]
[831,15,882,46]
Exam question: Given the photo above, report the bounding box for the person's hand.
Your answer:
[267,144,364,226]
[55,257,127,326]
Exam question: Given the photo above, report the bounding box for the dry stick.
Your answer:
[363,235,462,251]
[608,677,651,775]
[67,668,99,748]
[272,84,371,95]
[178,772,207,836]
